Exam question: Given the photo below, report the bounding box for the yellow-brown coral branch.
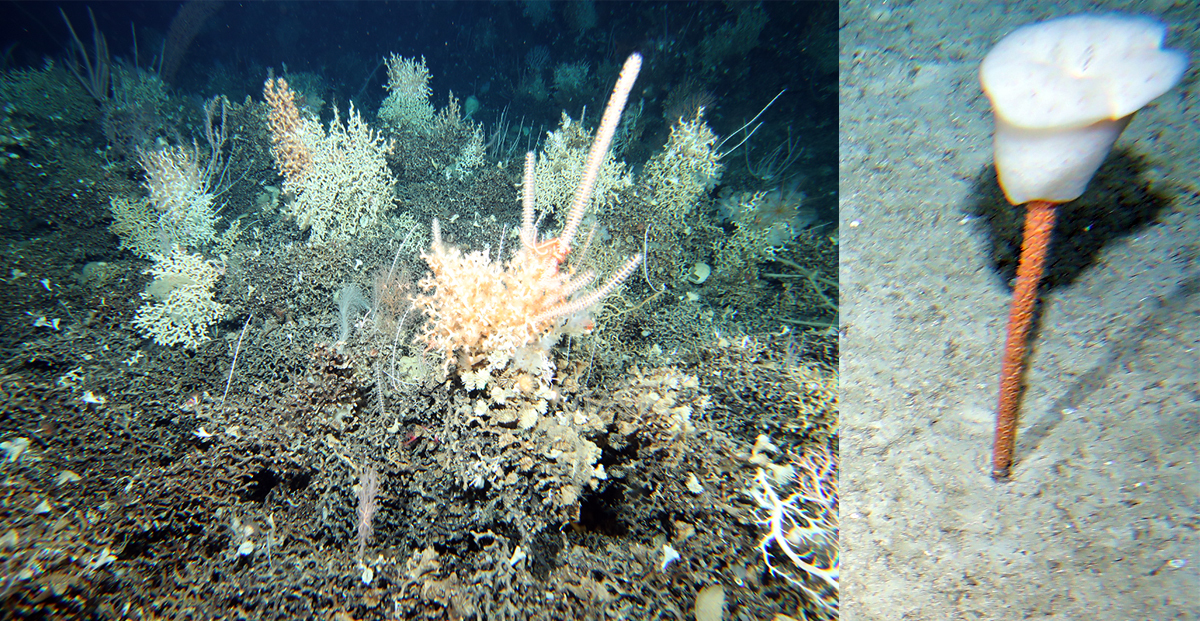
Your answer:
[263,76,312,187]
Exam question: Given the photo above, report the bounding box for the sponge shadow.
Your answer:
[966,148,1173,293]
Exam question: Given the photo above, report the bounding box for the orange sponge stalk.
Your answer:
[992,200,1057,479]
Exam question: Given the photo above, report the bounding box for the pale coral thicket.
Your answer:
[263,76,396,242]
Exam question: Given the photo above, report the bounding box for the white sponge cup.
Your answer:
[981,14,1187,205]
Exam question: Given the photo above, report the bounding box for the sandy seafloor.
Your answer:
[839,1,1198,618]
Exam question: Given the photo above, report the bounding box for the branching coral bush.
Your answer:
[111,100,231,259]
[137,142,220,250]
[641,109,723,221]
[379,54,435,135]
[264,77,396,242]
[534,111,633,223]
[132,247,227,349]
[108,195,164,259]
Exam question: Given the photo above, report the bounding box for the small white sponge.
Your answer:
[980,14,1187,204]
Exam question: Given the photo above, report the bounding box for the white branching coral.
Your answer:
[380,54,436,134]
[415,54,645,381]
[291,103,395,242]
[535,112,633,222]
[138,143,219,248]
[108,195,164,259]
[444,125,487,180]
[749,436,839,615]
[111,97,232,258]
[111,142,223,259]
[133,247,227,350]
[264,77,396,243]
[641,109,723,220]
